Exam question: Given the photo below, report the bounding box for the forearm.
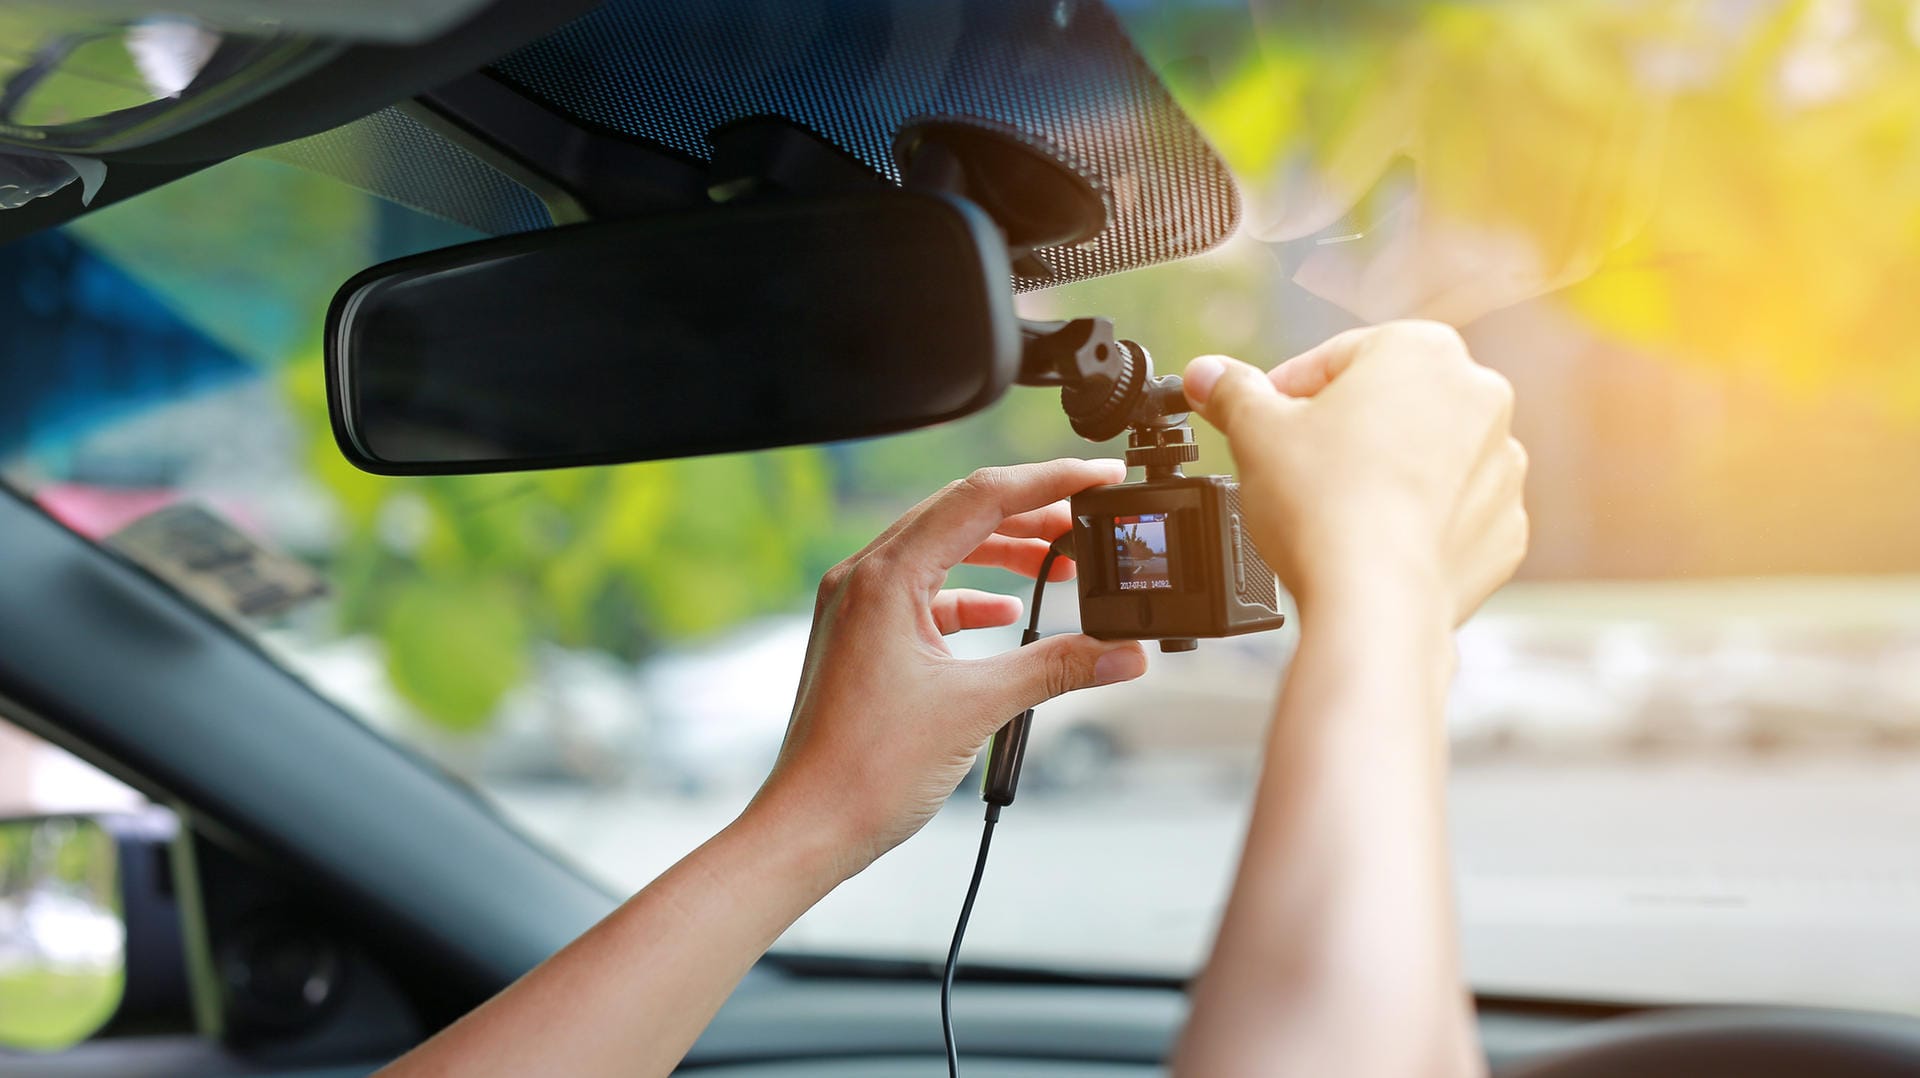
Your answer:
[1175,572,1482,1078]
[380,789,848,1078]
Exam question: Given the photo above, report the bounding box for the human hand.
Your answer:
[752,459,1150,879]
[1182,321,1528,625]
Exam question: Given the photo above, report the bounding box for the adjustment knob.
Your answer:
[1061,340,1144,442]
[1127,440,1200,471]
[1125,424,1198,473]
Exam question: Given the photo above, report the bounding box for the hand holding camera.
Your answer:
[1183,320,1529,628]
[753,458,1149,878]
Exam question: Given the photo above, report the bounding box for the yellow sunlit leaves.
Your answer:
[1193,59,1304,183]
[1182,0,1920,411]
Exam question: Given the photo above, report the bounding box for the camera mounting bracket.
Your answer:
[894,116,1109,282]
[1015,316,1191,450]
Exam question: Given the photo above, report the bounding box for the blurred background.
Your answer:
[5,0,1920,1027]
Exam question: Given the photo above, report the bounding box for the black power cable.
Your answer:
[942,539,1067,1078]
[941,801,999,1078]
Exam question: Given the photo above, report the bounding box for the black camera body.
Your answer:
[1069,472,1283,649]
[1015,318,1287,654]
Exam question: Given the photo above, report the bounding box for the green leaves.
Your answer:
[285,360,849,728]
[378,577,528,732]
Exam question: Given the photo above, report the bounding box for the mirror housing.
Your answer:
[0,812,186,1052]
[0,815,123,1051]
[326,191,1020,476]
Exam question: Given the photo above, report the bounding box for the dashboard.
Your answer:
[671,977,1617,1075]
[11,958,1920,1076]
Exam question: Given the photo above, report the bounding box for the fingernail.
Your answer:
[1184,355,1226,404]
[1093,647,1147,686]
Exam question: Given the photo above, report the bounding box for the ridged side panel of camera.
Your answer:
[1226,483,1280,611]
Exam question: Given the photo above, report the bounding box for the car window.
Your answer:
[6,0,1920,1016]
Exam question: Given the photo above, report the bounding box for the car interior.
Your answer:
[5,1,1920,1075]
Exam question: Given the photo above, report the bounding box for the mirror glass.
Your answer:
[327,191,1019,475]
[0,816,123,1052]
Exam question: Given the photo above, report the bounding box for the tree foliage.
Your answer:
[1147,0,1920,410]
[284,361,867,725]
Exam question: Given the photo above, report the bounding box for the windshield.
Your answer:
[6,0,1920,1015]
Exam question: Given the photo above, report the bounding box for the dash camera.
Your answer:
[1017,317,1286,652]
[1069,468,1282,651]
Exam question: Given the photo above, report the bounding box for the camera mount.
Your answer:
[1126,424,1199,481]
[891,118,1196,470]
[1016,315,1195,477]
[894,116,1110,283]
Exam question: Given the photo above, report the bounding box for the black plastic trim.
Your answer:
[416,69,707,220]
[0,487,614,1013]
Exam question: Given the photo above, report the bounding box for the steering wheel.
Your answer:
[1505,1007,1920,1077]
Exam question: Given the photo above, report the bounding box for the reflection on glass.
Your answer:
[0,15,220,124]
[8,21,222,128]
[0,11,317,154]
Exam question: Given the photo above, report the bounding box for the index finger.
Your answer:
[886,458,1126,576]
[1267,326,1371,397]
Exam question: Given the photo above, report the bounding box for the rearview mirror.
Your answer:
[326,192,1020,475]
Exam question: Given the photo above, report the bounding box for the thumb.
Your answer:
[1183,354,1289,440]
[970,634,1148,720]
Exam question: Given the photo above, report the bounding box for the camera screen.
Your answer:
[1113,513,1174,591]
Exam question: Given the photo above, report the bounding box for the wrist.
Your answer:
[1291,541,1447,628]
[734,777,873,895]
[1280,492,1448,614]
[1290,552,1455,700]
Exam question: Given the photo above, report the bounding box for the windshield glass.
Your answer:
[5,0,1920,1014]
